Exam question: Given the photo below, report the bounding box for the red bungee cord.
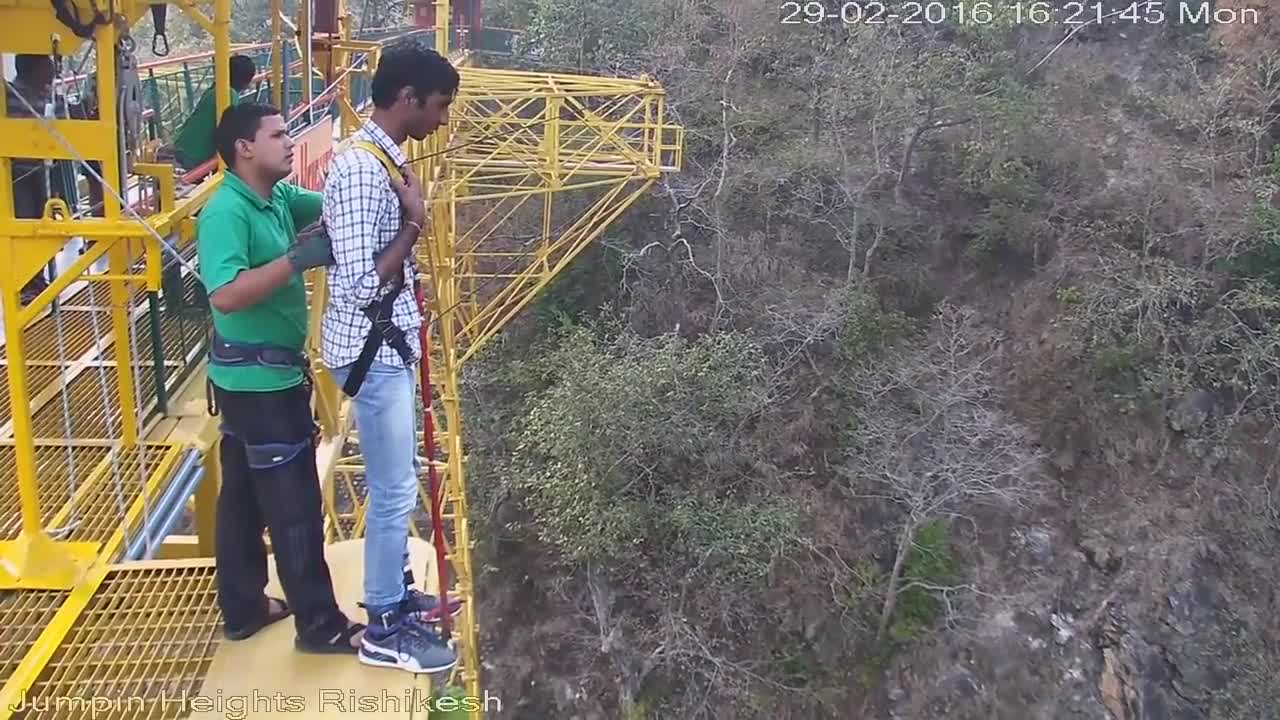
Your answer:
[415,279,453,640]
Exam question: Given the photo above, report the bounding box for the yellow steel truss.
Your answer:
[0,0,682,717]
[0,0,231,592]
[325,51,683,717]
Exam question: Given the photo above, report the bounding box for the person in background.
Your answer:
[6,55,107,303]
[7,54,57,303]
[196,101,365,655]
[172,53,257,170]
[159,53,257,309]
[64,71,104,219]
[321,43,462,674]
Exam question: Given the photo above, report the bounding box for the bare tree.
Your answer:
[895,101,973,205]
[839,302,1045,642]
[1237,46,1280,169]
[580,561,665,712]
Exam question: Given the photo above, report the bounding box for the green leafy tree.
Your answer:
[520,0,663,72]
[507,320,800,712]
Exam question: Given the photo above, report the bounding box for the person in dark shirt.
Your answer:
[7,54,107,303]
[172,54,257,169]
[7,54,56,303]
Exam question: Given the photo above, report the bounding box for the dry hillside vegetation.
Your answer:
[444,2,1280,718]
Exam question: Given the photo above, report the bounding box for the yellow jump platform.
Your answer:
[0,538,450,720]
[189,537,448,719]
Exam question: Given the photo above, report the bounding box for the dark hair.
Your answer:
[370,43,459,110]
[230,54,257,90]
[14,54,52,78]
[215,102,282,168]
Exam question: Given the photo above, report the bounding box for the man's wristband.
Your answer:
[403,219,423,236]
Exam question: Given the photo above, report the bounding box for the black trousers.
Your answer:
[212,381,345,642]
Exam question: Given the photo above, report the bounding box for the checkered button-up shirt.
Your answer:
[320,120,423,371]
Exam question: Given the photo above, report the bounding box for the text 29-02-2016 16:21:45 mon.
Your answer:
[779,2,1261,27]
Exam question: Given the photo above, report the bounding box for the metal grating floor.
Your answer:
[0,590,70,687]
[61,443,182,546]
[0,366,64,429]
[12,563,221,720]
[1,252,222,720]
[28,365,161,441]
[0,446,114,541]
[18,309,105,364]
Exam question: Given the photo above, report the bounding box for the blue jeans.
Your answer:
[328,360,419,612]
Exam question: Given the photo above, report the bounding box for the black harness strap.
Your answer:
[336,139,421,398]
[219,423,319,470]
[207,333,316,417]
[341,273,416,398]
[209,333,310,370]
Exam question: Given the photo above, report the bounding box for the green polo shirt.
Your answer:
[173,86,238,167]
[196,171,322,393]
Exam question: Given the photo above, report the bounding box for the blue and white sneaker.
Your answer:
[359,609,457,674]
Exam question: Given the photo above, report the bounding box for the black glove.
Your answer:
[287,222,335,272]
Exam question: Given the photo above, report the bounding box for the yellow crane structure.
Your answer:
[0,0,682,716]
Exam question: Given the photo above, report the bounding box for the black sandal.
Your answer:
[224,596,291,641]
[295,616,366,655]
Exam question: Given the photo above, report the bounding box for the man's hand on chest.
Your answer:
[287,221,336,272]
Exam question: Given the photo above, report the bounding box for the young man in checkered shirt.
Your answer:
[320,43,463,674]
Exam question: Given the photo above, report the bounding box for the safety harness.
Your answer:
[207,334,316,469]
[221,423,320,470]
[209,333,309,371]
[337,140,419,398]
[205,139,420,465]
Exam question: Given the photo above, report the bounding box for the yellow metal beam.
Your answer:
[214,0,231,172]
[0,119,115,161]
[0,0,230,590]
[108,242,139,448]
[436,0,450,55]
[0,0,160,50]
[195,429,221,557]
[300,0,313,113]
[174,0,216,34]
[0,179,221,321]
[272,0,284,108]
[94,13,123,220]
[0,239,101,589]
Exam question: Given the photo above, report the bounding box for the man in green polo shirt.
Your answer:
[196,101,365,654]
[173,54,257,169]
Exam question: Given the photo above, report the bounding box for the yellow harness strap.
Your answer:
[350,139,402,179]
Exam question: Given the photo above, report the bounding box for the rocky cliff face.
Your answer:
[880,528,1246,719]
